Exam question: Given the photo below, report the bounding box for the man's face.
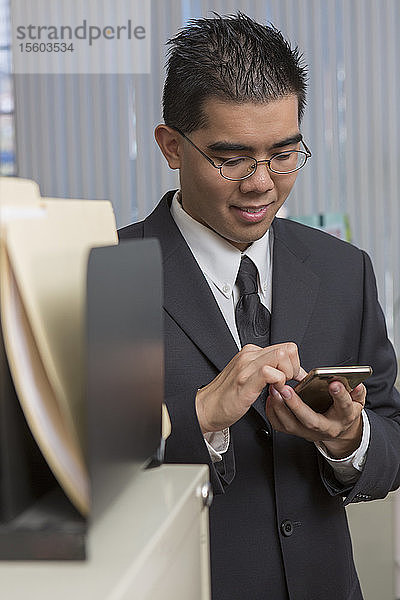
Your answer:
[178,95,301,250]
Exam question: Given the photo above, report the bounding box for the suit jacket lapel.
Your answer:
[270,219,320,349]
[251,219,320,422]
[143,193,239,373]
[144,197,320,424]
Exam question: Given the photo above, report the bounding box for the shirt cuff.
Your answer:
[204,428,230,463]
[315,410,370,484]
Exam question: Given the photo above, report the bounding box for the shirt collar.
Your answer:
[170,191,272,297]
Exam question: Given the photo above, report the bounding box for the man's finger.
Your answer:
[270,384,326,430]
[350,383,366,406]
[259,345,301,382]
[328,381,360,419]
[295,366,308,381]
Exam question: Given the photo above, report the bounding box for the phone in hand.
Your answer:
[293,365,373,413]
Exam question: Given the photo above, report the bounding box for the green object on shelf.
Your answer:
[288,212,351,242]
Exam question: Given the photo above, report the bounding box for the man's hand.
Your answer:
[195,343,307,434]
[266,380,366,458]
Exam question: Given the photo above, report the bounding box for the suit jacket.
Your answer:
[119,191,400,600]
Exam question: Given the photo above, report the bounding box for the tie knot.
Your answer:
[236,256,258,296]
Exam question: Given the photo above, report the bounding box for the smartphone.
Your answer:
[293,366,373,413]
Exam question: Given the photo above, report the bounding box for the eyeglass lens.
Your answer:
[221,151,307,179]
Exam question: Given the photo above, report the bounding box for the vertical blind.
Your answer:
[0,0,16,175]
[12,0,400,353]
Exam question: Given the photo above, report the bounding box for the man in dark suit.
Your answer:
[119,14,400,600]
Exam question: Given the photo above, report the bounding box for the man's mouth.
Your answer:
[233,204,272,222]
[240,207,266,213]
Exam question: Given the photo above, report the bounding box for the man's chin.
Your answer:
[221,227,271,251]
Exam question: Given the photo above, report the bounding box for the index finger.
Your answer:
[259,342,304,382]
[238,342,304,383]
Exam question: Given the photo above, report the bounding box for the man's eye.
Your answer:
[222,157,247,167]
[275,152,294,161]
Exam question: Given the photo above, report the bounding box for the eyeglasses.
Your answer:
[173,127,312,181]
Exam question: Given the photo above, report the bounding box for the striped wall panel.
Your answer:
[12,0,400,352]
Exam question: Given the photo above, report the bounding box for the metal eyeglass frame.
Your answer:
[172,126,312,181]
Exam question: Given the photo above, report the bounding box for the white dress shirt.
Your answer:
[170,191,370,484]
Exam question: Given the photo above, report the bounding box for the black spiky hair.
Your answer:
[162,12,308,132]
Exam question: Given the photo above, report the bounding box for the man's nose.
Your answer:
[239,161,275,193]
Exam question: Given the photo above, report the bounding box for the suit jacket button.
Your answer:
[281,520,294,537]
[257,427,271,440]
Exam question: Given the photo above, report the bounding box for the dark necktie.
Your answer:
[235,256,271,348]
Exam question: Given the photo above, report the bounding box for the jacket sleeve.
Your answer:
[320,250,400,503]
[164,391,235,494]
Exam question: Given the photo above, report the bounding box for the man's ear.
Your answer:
[154,125,182,169]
